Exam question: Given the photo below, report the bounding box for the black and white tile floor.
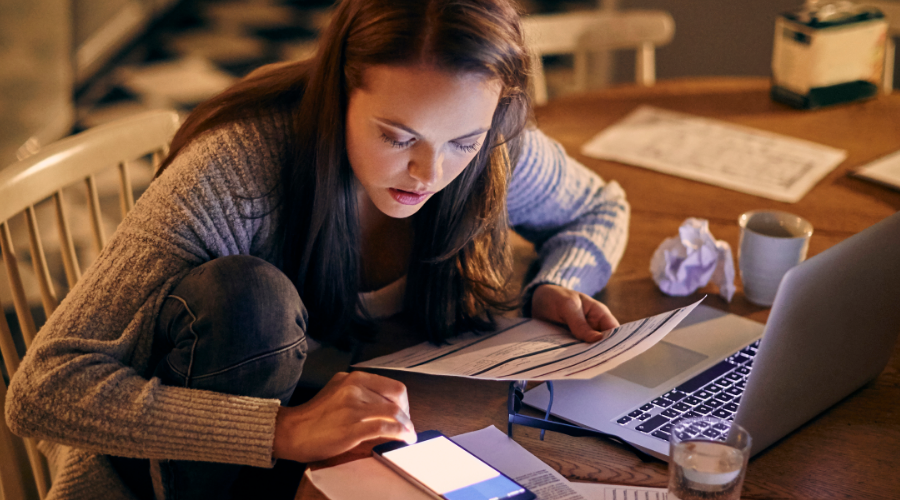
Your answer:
[75,0,594,130]
[76,0,333,130]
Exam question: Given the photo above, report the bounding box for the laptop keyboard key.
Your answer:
[712,409,732,419]
[715,392,734,402]
[726,372,743,381]
[683,396,702,406]
[731,353,752,364]
[628,410,642,418]
[726,387,742,396]
[694,390,713,400]
[640,404,654,412]
[694,405,713,415]
[662,408,680,418]
[675,361,736,393]
[664,390,687,402]
[713,422,730,431]
[652,430,671,441]
[617,416,632,424]
[672,402,692,412]
[652,398,673,408]
[702,429,721,439]
[638,413,653,421]
[705,399,724,409]
[704,384,722,393]
[724,402,739,412]
[636,415,669,433]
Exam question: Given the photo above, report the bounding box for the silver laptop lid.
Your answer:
[736,211,900,456]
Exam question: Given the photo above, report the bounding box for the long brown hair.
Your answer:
[158,0,532,346]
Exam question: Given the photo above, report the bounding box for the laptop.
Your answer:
[522,211,900,460]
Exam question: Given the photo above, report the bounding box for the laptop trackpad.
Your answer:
[609,341,707,389]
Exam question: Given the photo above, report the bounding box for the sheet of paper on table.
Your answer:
[580,106,847,203]
[305,425,667,500]
[854,149,900,192]
[352,298,703,381]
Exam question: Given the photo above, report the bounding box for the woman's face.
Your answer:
[345,64,502,219]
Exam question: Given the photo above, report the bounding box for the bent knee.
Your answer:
[168,255,308,347]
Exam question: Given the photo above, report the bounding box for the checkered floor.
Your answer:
[75,0,593,131]
[75,0,332,130]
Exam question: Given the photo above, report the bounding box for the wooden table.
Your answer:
[298,77,900,499]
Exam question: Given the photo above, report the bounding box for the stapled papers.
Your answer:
[352,298,704,381]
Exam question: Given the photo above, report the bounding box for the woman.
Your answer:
[6,0,629,498]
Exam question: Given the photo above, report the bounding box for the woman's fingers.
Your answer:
[558,295,603,342]
[273,371,415,463]
[582,294,619,332]
[531,284,619,343]
[344,371,411,415]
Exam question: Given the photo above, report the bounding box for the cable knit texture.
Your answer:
[5,112,628,499]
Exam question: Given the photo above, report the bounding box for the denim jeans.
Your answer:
[110,255,309,500]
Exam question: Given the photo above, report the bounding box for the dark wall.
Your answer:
[615,0,899,86]
[616,0,800,81]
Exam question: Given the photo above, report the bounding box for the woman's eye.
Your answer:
[381,133,413,149]
[453,141,481,154]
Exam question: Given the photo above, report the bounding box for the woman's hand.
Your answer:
[273,371,416,463]
[530,284,619,342]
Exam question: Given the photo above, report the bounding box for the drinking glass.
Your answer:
[667,416,752,500]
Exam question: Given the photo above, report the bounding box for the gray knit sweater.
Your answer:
[5,112,629,499]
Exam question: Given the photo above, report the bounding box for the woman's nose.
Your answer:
[408,148,443,186]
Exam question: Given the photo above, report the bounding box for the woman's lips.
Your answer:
[389,188,432,205]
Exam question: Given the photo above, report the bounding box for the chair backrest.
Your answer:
[522,10,675,105]
[863,1,900,92]
[0,109,181,500]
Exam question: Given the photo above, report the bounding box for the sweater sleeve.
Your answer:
[507,128,630,308]
[5,116,288,468]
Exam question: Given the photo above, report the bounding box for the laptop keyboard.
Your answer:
[614,339,761,443]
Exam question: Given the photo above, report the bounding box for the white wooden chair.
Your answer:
[0,109,180,500]
[522,10,675,105]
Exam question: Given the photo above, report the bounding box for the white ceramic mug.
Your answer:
[738,210,813,307]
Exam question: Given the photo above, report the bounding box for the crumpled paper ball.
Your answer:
[650,218,736,302]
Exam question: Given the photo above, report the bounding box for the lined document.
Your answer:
[581,106,846,203]
[353,299,703,381]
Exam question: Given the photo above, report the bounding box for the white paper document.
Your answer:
[452,426,586,500]
[306,426,665,500]
[581,106,847,203]
[353,299,703,381]
[854,149,900,192]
